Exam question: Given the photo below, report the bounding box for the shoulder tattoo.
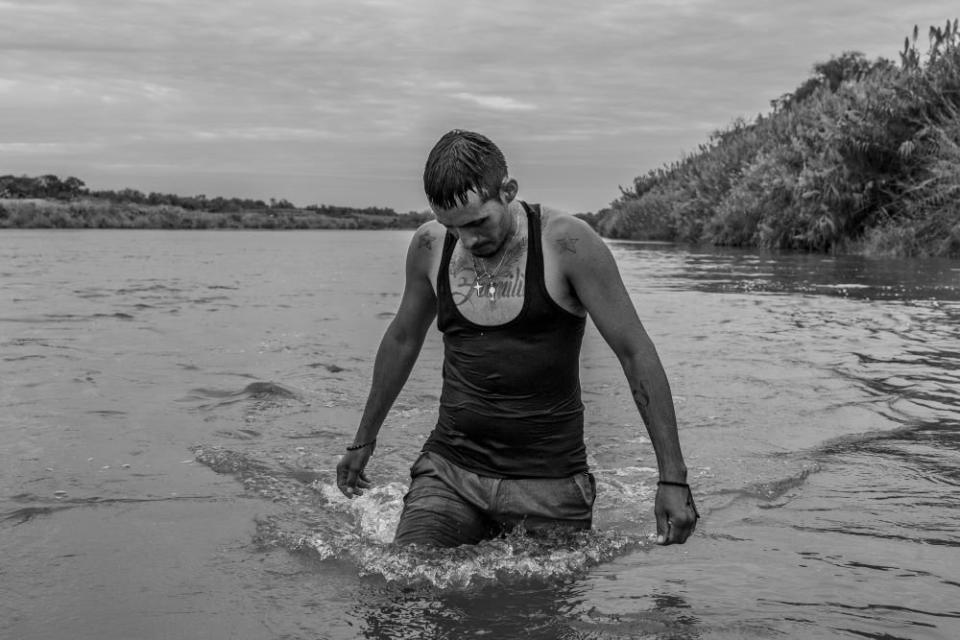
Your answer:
[556,235,579,254]
[417,232,434,251]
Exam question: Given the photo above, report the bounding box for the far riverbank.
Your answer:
[0,198,432,231]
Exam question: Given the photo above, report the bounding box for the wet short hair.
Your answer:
[423,130,508,210]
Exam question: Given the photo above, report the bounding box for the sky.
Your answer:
[1,1,957,213]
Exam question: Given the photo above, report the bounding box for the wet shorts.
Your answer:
[393,451,596,547]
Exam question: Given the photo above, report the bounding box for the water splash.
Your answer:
[193,444,648,589]
[298,520,643,590]
[301,481,643,589]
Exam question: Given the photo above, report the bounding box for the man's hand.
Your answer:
[336,444,375,498]
[654,483,699,545]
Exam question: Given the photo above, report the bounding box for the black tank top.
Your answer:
[423,202,588,478]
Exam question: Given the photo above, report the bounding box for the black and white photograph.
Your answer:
[2,1,958,638]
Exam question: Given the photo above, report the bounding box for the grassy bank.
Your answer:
[596,21,960,257]
[0,198,432,230]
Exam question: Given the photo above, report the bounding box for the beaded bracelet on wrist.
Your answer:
[345,439,376,451]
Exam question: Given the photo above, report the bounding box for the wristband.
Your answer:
[657,480,690,488]
[345,439,376,451]
[657,480,700,519]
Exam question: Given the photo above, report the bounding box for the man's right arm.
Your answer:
[336,224,439,497]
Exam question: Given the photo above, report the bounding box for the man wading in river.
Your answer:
[336,130,698,547]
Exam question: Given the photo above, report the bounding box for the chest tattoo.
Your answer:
[449,240,527,307]
[451,266,526,307]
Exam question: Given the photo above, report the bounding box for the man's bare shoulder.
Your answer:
[539,206,603,258]
[405,220,445,277]
[409,220,446,258]
[411,220,445,250]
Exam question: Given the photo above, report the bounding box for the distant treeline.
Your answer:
[0,175,433,230]
[592,21,960,257]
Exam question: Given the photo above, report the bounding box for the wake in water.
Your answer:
[182,376,667,590]
[310,482,643,589]
[192,443,649,590]
[183,380,303,409]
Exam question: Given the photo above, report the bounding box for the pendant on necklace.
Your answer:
[488,284,496,301]
[474,280,483,296]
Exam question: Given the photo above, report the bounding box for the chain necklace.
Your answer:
[472,210,521,303]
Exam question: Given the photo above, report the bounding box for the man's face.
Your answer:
[434,190,513,258]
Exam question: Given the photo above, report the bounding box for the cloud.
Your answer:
[1,0,958,212]
[0,141,92,154]
[451,93,538,112]
[0,0,74,12]
[189,127,339,142]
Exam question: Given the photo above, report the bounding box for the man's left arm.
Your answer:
[556,217,698,545]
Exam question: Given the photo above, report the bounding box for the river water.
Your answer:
[1,229,958,639]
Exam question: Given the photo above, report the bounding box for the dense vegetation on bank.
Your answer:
[0,176,432,230]
[596,21,960,257]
